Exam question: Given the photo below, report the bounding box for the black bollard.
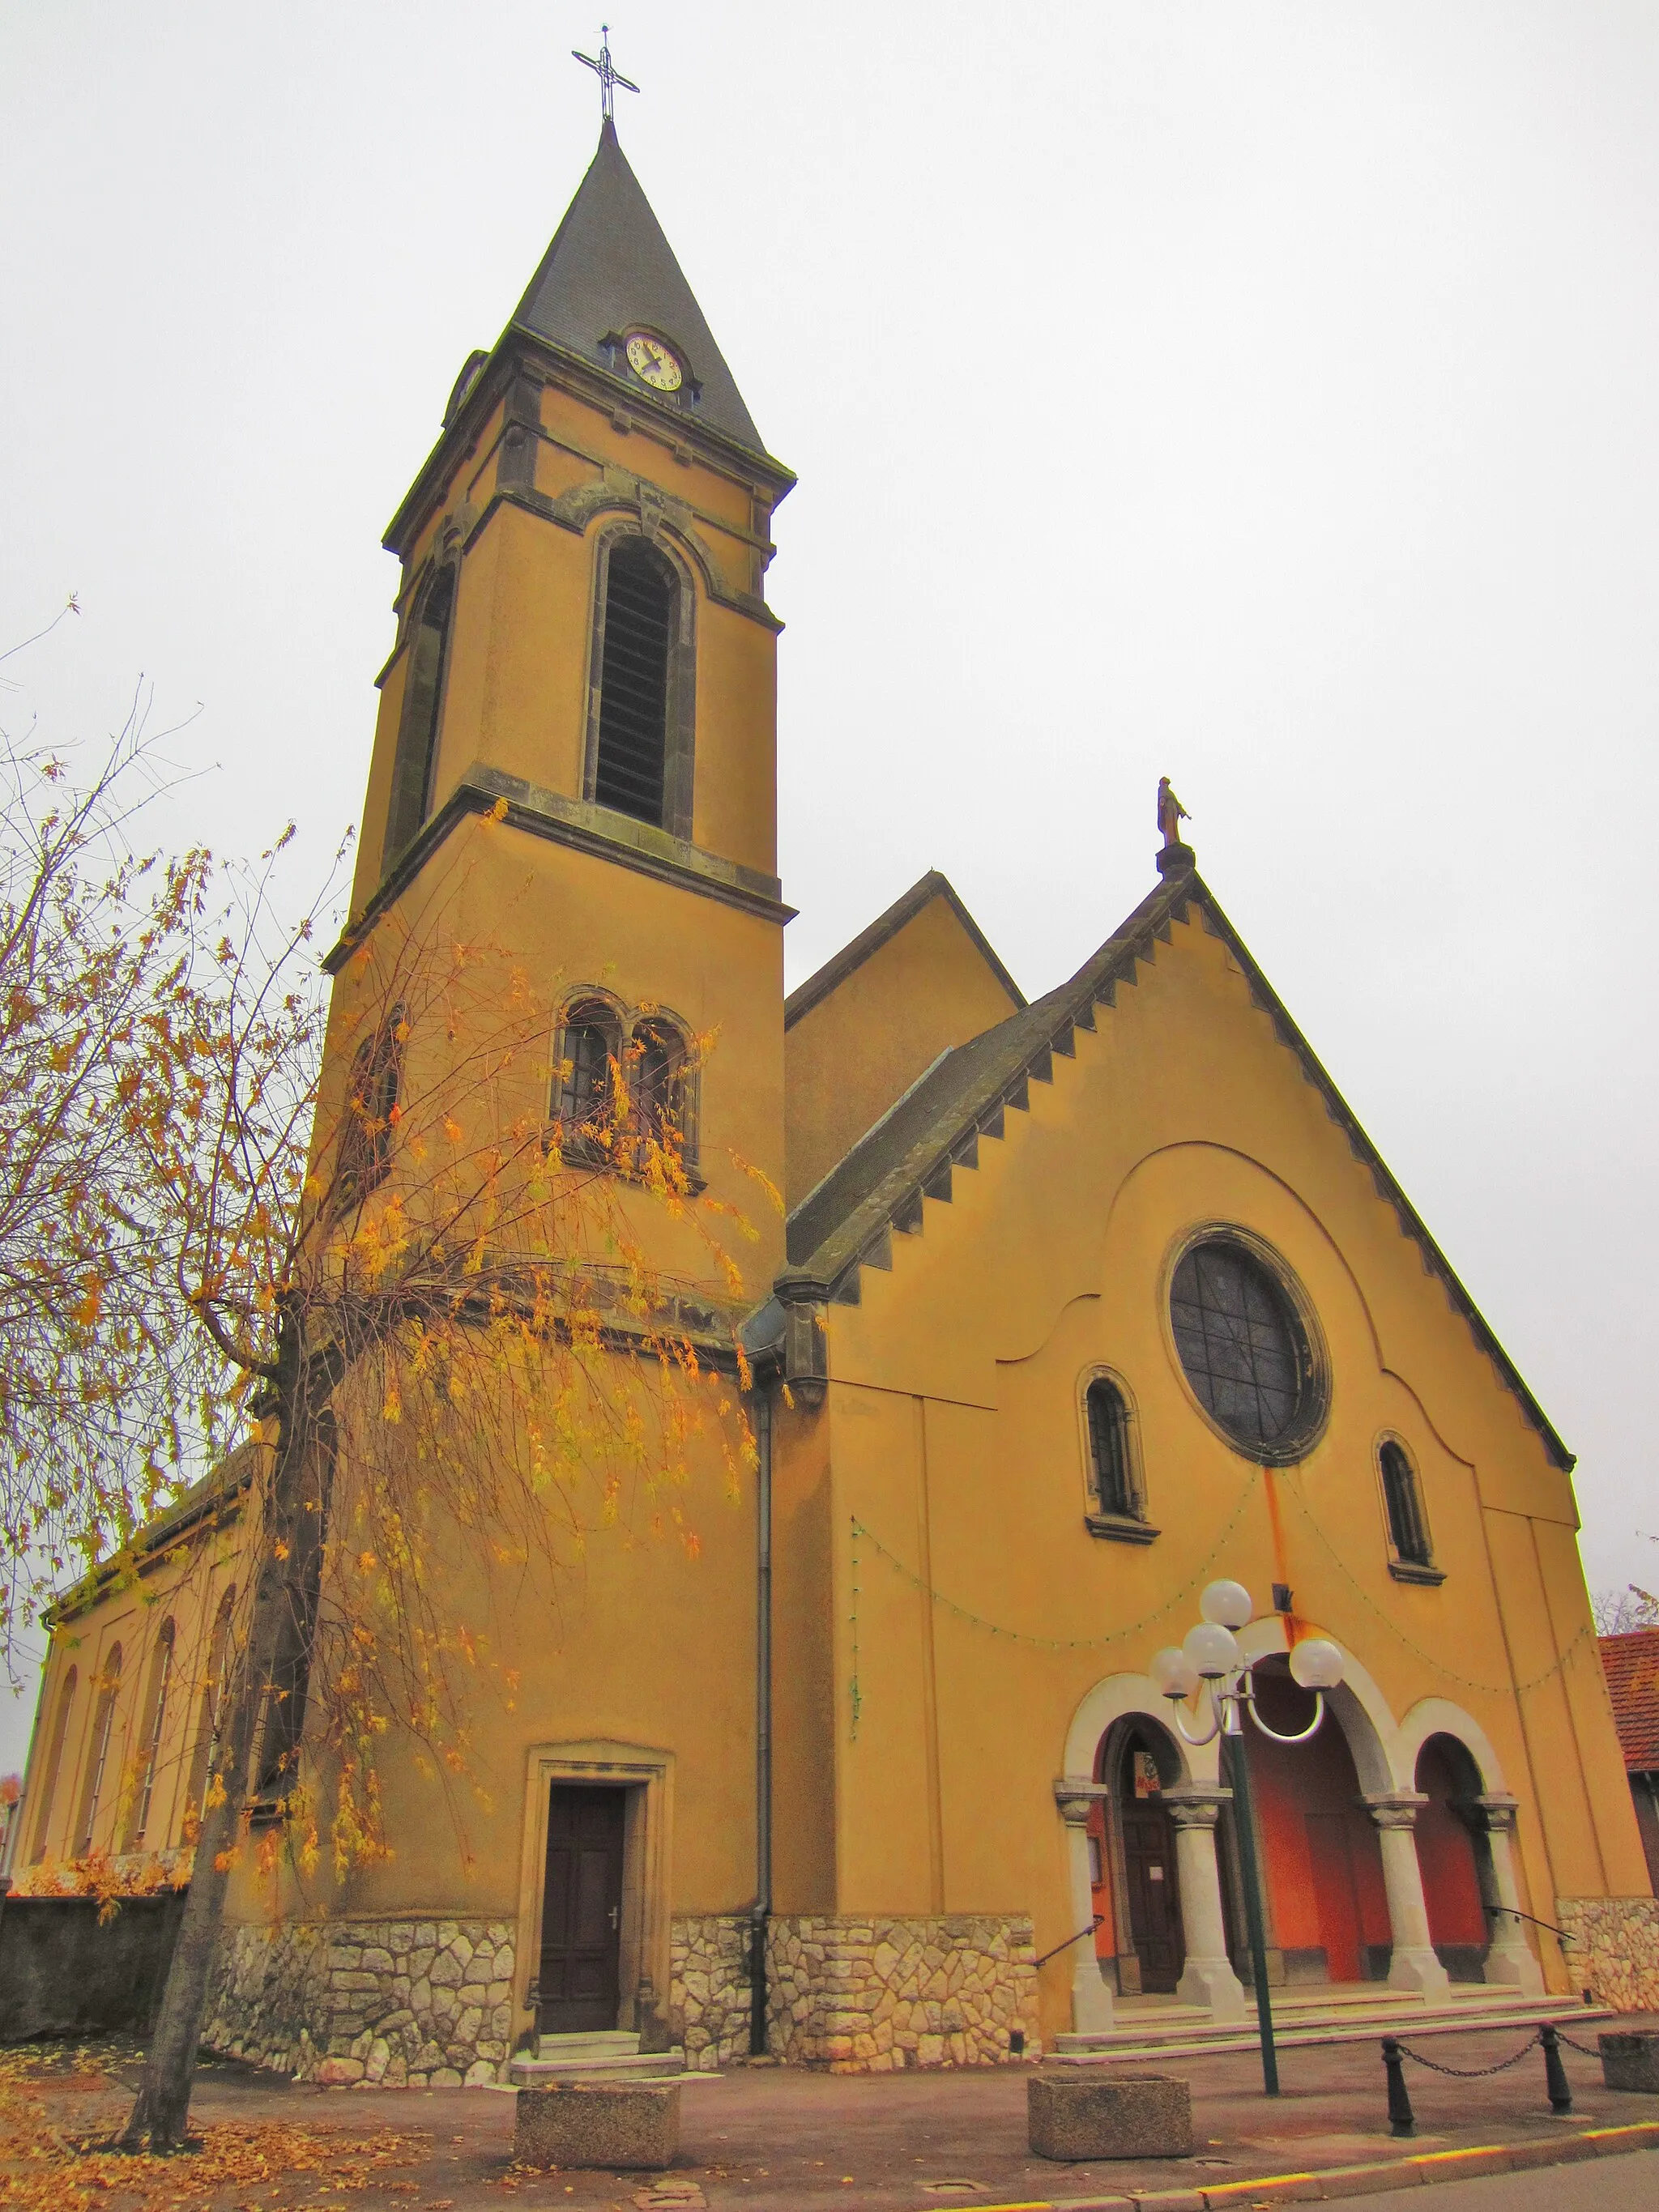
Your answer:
[1541,2023,1572,2114]
[1382,2037,1415,2137]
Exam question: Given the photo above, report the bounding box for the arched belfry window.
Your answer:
[1083,1374,1156,1541]
[1379,1439,1438,1577]
[586,531,695,837]
[595,540,673,824]
[386,565,456,862]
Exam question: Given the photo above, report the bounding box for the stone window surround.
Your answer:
[1076,1364,1160,1545]
[512,1738,675,2054]
[582,519,697,843]
[1374,1430,1447,1587]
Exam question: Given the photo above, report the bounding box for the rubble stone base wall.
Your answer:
[203,1916,516,2087]
[759,1914,1040,2072]
[209,1908,1039,2082]
[1556,1896,1659,2013]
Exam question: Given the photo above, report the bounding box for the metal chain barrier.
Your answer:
[1551,2027,1608,2059]
[1392,2029,1541,2077]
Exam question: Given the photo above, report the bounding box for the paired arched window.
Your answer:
[1380,1439,1434,1570]
[552,1000,696,1178]
[385,564,456,861]
[29,1664,76,1862]
[333,1008,404,1213]
[75,1644,122,1856]
[128,1619,176,1848]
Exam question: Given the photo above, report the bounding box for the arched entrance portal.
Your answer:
[1414,1734,1491,1983]
[1237,1660,1389,1984]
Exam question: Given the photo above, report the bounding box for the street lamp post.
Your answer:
[1150,1580,1346,2099]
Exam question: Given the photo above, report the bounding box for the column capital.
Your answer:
[1363,1791,1428,1831]
[1468,1792,1520,1835]
[1162,1784,1232,1830]
[1052,1777,1110,1828]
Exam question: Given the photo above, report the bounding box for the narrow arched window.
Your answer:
[594,540,674,826]
[554,1000,621,1161]
[186,1588,237,1823]
[129,1620,176,1848]
[333,1008,403,1213]
[75,1644,122,1856]
[29,1664,76,1862]
[1086,1379,1137,1519]
[386,565,456,860]
[1380,1440,1432,1567]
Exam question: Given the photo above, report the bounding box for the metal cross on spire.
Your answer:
[572,25,640,121]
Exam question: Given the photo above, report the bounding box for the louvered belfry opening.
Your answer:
[595,539,674,825]
[386,566,455,859]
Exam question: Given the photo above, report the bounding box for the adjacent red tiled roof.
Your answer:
[1599,1629,1659,1772]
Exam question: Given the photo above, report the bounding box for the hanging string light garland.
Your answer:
[848,1468,1592,1740]
[847,1473,1261,1740]
[1275,1473,1593,1697]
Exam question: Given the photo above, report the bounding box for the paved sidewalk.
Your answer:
[3,2017,1656,2211]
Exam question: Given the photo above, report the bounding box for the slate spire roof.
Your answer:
[507,118,765,456]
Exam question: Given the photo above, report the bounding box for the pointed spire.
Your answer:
[508,123,765,456]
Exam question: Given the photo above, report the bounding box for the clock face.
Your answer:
[625,333,683,393]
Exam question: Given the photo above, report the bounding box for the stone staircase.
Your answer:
[1053,1983,1613,2065]
[507,2029,687,2086]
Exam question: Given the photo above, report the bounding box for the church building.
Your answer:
[12,106,1657,2082]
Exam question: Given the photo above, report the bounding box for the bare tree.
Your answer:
[0,612,216,1670]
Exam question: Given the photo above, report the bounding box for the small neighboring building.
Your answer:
[1598,1628,1659,1890]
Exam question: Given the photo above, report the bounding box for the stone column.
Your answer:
[1465,1793,1544,1995]
[1052,1781,1114,2034]
[1363,1792,1452,1997]
[1163,1786,1247,2021]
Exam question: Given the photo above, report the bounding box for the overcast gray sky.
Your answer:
[2,2,1657,1774]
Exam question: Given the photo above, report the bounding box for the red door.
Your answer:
[536,1784,625,2035]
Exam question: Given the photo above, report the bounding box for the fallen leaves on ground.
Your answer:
[0,2046,427,2211]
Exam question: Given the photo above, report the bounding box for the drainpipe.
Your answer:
[749,1382,774,2056]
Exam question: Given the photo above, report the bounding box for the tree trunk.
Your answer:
[121,1320,314,2150]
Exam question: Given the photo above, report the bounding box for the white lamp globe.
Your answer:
[1289,1637,1345,1691]
[1150,1645,1200,1701]
[1183,1621,1241,1680]
[1200,1579,1253,1631]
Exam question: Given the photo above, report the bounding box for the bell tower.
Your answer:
[343,115,795,1276]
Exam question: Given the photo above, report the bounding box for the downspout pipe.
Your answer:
[749,1379,774,2056]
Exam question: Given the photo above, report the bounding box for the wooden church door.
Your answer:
[536,1784,625,2035]
[1120,1740,1183,1993]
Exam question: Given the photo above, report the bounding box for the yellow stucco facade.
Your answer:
[13,116,1656,2082]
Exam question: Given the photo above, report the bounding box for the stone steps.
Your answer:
[1053,1988,1611,2063]
[508,2029,687,2086]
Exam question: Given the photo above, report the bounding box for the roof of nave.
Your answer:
[1599,1628,1659,1772]
[778,859,1574,1474]
[507,117,766,457]
[784,871,1027,1033]
[44,1447,254,1628]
